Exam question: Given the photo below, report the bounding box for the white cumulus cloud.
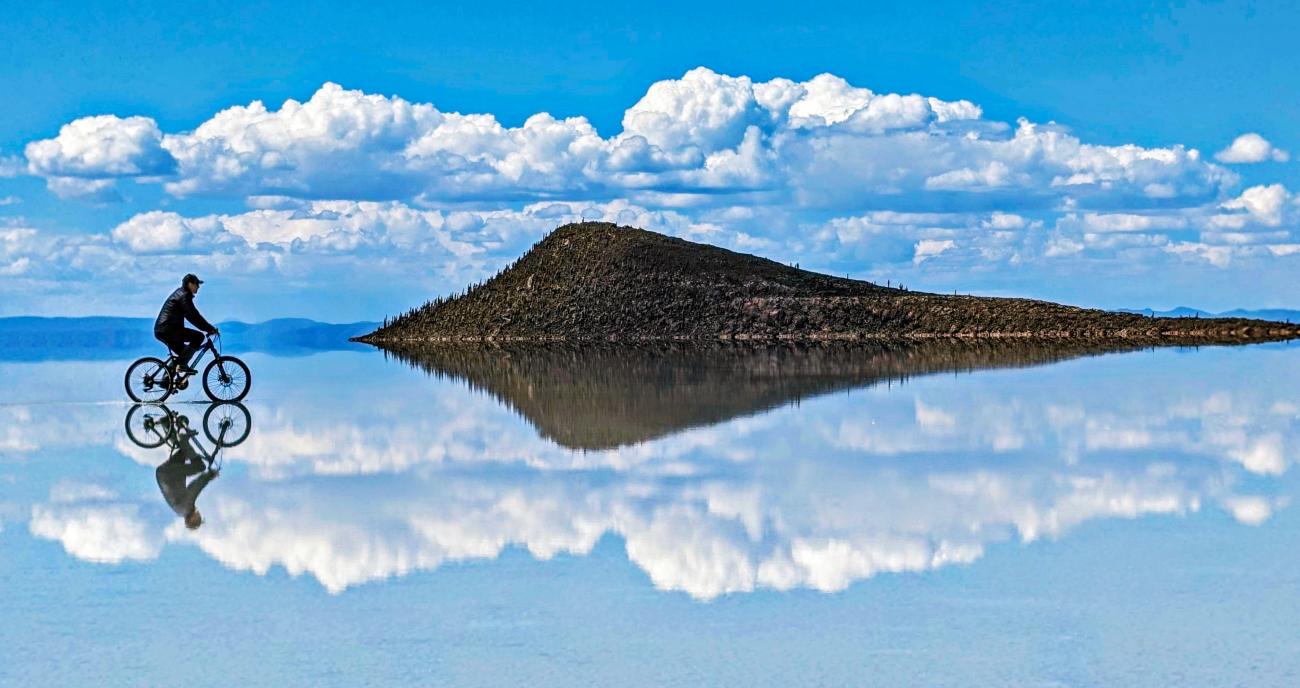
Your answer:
[17,70,1238,214]
[1218,184,1292,227]
[1215,133,1290,164]
[25,115,174,177]
[913,238,956,264]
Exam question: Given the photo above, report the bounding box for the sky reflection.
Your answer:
[4,343,1296,600]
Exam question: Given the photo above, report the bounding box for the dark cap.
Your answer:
[182,273,204,286]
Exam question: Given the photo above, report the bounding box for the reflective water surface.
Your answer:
[2,341,1299,686]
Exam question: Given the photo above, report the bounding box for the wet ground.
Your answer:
[2,341,1298,686]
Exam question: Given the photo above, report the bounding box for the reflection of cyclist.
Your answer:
[155,418,219,530]
[154,273,218,375]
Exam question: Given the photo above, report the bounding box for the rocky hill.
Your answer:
[358,222,1300,345]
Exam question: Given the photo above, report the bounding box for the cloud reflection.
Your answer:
[29,482,163,564]
[12,345,1299,599]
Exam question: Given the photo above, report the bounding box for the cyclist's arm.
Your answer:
[184,296,218,334]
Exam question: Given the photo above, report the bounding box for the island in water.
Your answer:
[356,222,1300,346]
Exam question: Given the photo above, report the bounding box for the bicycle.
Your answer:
[124,333,251,403]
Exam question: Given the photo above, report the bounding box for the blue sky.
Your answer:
[2,0,1298,321]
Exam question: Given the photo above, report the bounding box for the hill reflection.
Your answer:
[379,340,1146,449]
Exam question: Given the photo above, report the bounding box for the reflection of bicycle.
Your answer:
[124,333,251,403]
[125,402,252,461]
[126,402,248,531]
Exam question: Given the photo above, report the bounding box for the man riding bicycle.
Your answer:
[155,274,218,374]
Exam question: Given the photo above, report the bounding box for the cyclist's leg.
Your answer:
[157,329,202,371]
[156,330,182,368]
[175,328,205,371]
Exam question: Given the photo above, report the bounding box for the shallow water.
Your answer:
[2,341,1298,686]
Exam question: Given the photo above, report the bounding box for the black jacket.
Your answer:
[154,287,215,334]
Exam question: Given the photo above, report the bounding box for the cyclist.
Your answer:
[155,273,218,375]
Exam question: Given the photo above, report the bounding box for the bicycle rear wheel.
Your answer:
[125,357,173,403]
[203,355,251,402]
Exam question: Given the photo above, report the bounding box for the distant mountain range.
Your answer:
[1117,307,1300,323]
[0,317,379,360]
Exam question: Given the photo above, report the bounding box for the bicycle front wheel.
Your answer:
[203,355,251,402]
[125,357,173,403]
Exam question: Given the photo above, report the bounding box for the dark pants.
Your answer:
[156,328,204,367]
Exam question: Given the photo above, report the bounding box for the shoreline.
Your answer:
[355,325,1300,347]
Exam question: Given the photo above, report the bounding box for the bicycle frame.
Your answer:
[164,333,219,371]
[142,334,219,393]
